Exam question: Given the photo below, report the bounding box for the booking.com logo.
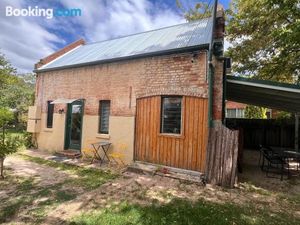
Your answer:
[5,6,82,19]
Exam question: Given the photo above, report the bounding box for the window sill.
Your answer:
[43,128,53,132]
[96,134,110,140]
[158,133,184,139]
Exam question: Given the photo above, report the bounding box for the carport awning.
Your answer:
[50,98,78,104]
[226,76,300,112]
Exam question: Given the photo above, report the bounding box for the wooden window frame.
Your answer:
[46,100,54,128]
[98,100,111,134]
[159,96,184,138]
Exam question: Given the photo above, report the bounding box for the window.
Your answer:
[236,109,245,118]
[47,100,54,128]
[226,109,245,118]
[161,96,182,134]
[226,109,236,118]
[99,100,110,134]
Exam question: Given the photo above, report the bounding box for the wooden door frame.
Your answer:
[64,99,84,151]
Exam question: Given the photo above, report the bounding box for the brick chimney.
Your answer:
[35,38,85,69]
[214,4,225,39]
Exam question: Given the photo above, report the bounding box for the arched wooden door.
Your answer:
[134,96,208,172]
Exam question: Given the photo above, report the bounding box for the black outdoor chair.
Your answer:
[259,146,288,180]
[258,145,280,167]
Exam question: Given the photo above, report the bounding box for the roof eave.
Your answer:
[34,44,209,73]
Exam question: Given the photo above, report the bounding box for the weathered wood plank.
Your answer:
[205,125,239,188]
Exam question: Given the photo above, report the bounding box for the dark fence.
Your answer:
[226,118,297,149]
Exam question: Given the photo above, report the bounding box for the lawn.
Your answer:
[0,151,299,225]
[70,198,299,225]
[0,154,117,224]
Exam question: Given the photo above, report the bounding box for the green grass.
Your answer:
[70,199,300,225]
[6,128,24,136]
[239,182,272,196]
[0,155,117,224]
[56,190,77,202]
[19,154,118,190]
[0,177,36,223]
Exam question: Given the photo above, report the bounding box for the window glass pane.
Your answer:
[47,101,54,128]
[70,104,82,145]
[99,100,110,134]
[226,109,236,118]
[236,109,245,118]
[161,97,182,134]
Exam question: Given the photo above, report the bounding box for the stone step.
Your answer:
[56,150,81,159]
[127,161,205,184]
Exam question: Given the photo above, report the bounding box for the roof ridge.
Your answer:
[85,17,212,47]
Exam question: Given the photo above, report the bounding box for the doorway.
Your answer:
[64,100,84,150]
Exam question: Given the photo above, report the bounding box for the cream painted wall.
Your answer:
[37,113,135,164]
[81,115,135,164]
[36,113,65,152]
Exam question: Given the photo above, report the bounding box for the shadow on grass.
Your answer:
[0,176,78,224]
[0,177,36,223]
[0,154,117,224]
[70,198,300,225]
[19,154,118,190]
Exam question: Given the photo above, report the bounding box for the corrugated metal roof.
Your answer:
[38,17,213,71]
[226,76,300,112]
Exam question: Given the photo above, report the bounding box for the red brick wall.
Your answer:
[226,101,247,109]
[35,51,223,118]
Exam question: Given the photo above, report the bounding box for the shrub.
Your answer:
[23,132,34,148]
[0,107,22,178]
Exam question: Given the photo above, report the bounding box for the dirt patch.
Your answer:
[45,170,300,224]
[239,149,300,195]
[1,151,300,225]
[4,156,71,186]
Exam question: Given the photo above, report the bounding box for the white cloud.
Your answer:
[0,0,184,73]
[0,0,61,73]
[60,0,184,41]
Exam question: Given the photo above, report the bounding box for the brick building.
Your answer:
[27,13,225,173]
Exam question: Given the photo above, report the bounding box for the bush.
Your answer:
[23,132,34,148]
[0,134,23,178]
[0,134,23,157]
[0,107,23,178]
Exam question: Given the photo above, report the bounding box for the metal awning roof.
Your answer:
[50,99,79,104]
[226,76,300,112]
[37,18,213,72]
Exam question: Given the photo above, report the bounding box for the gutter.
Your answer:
[207,0,218,128]
[34,44,209,73]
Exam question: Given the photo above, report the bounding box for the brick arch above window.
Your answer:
[136,86,208,99]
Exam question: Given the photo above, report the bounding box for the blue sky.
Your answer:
[0,0,230,73]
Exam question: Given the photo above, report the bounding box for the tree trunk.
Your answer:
[0,157,4,179]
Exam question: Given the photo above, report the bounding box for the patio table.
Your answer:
[91,141,112,165]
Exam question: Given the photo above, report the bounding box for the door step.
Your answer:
[127,161,205,184]
[56,150,81,159]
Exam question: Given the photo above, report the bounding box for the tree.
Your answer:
[0,53,32,178]
[176,0,212,21]
[0,53,17,88]
[226,0,300,83]
[0,73,35,129]
[0,53,35,129]
[0,108,22,179]
[245,105,267,119]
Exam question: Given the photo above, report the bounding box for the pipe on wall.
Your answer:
[207,0,218,128]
